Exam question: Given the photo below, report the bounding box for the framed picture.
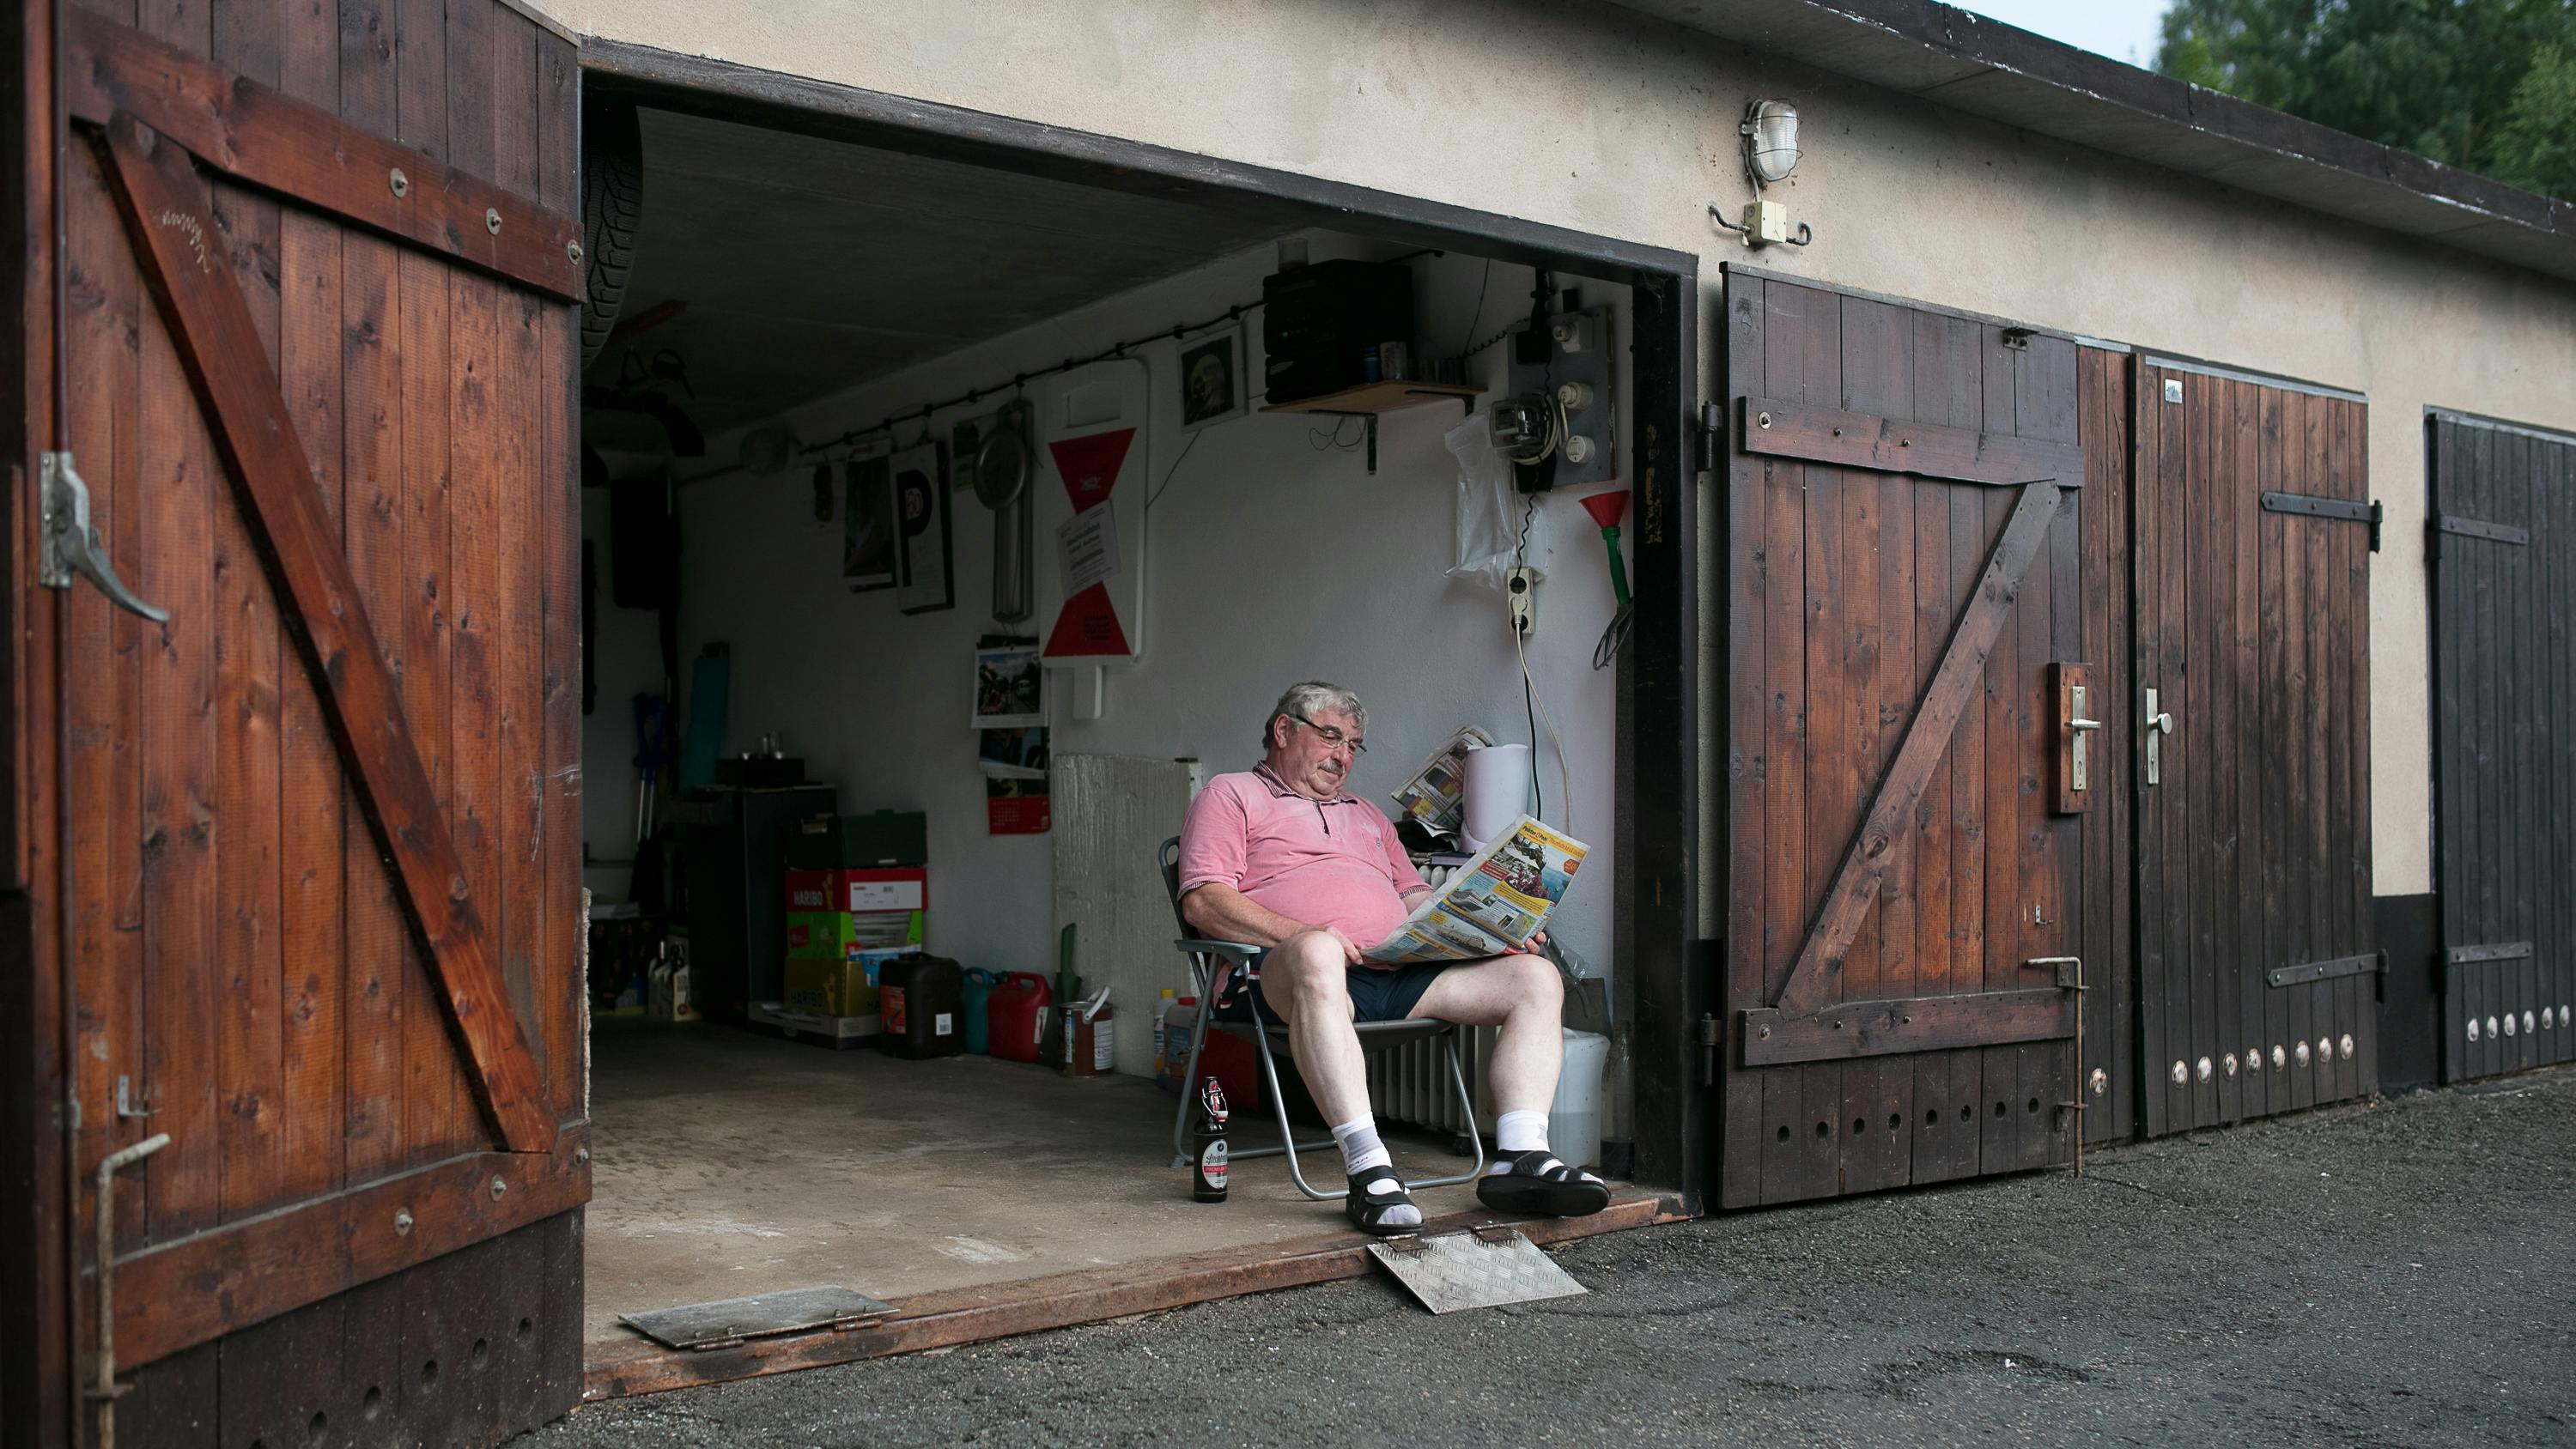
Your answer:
[891,440,954,615]
[973,645,1047,729]
[1176,325,1245,431]
[842,453,898,592]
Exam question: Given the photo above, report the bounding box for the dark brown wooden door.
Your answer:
[33,3,586,1445]
[1719,268,2097,1208]
[2132,361,2374,1136]
[2429,409,2575,1082]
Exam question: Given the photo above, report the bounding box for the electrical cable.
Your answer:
[1144,427,1203,512]
[1510,492,1574,833]
[1459,258,1493,358]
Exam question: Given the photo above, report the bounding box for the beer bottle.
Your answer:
[1189,1076,1230,1203]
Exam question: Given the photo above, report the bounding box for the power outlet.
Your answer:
[1506,567,1537,638]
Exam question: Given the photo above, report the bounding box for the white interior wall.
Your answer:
[583,231,1633,997]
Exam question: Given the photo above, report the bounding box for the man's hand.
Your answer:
[1322,925,1364,965]
[1519,929,1550,955]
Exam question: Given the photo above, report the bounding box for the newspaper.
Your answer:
[1364,814,1589,965]
[1387,724,1495,840]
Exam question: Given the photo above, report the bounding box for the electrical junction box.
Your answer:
[1503,305,1619,493]
[1741,200,1790,246]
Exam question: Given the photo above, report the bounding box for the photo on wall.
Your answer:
[1177,325,1246,431]
[843,454,899,592]
[892,440,955,615]
[978,725,1051,834]
[973,645,1047,729]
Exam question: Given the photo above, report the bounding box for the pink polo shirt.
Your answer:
[1177,764,1427,952]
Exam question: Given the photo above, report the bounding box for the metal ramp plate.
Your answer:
[619,1286,896,1350]
[1366,1227,1588,1313]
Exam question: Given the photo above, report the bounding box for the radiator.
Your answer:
[1370,1023,1497,1137]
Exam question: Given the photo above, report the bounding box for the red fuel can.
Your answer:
[985,972,1053,1064]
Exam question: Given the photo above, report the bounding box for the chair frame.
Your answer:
[1160,838,1485,1201]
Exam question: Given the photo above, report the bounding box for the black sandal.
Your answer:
[1346,1169,1424,1237]
[1476,1149,1610,1218]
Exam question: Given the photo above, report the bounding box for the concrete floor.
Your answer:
[583,1017,1495,1343]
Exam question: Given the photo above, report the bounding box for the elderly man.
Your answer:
[1176,681,1607,1234]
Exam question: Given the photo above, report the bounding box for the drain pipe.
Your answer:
[88,1133,168,1449]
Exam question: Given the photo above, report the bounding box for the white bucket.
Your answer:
[1550,1028,1610,1170]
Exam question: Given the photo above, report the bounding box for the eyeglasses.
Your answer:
[1288,714,1367,755]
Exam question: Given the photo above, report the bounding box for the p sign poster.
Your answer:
[1037,359,1149,664]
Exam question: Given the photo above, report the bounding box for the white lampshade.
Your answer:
[1742,99,1800,185]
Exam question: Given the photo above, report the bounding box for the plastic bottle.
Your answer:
[1152,988,1176,1078]
[962,968,996,1055]
[1189,1076,1230,1202]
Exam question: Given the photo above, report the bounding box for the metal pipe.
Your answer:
[89,1132,167,1449]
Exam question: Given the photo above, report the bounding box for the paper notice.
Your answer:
[1055,499,1121,597]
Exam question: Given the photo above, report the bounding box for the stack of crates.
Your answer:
[779,811,928,1035]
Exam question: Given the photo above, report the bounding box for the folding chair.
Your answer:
[1158,836,1485,1199]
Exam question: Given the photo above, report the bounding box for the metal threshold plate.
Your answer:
[1367,1228,1588,1314]
[620,1286,896,1350]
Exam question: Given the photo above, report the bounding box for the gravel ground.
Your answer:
[533,1066,2576,1448]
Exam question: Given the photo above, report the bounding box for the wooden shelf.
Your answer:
[1261,379,1482,415]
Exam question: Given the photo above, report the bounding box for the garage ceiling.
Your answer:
[580,108,1289,445]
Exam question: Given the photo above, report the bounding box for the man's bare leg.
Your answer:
[1260,931,1422,1233]
[1413,952,1607,1217]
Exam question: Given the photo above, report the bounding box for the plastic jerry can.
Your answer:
[961,968,996,1054]
[985,972,1052,1064]
[878,954,964,1060]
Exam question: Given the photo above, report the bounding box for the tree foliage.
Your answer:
[2155,0,2576,199]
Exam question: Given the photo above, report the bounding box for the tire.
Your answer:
[580,100,644,366]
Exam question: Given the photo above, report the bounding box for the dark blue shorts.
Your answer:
[1218,960,1452,1027]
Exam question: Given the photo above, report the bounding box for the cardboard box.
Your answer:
[783,869,838,913]
[836,867,926,915]
[786,910,923,959]
[783,955,885,1020]
[786,810,927,869]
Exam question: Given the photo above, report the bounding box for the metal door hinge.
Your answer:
[1694,399,1722,473]
[115,1075,157,1120]
[40,452,169,623]
[1698,1013,1721,1086]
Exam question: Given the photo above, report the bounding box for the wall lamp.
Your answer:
[1709,98,1814,248]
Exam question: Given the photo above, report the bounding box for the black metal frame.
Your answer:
[579,42,1706,1204]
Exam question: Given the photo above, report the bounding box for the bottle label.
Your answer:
[933,1011,952,1037]
[883,985,907,1034]
[1200,1139,1228,1190]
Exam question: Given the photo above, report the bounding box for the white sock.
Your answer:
[1497,1109,1549,1155]
[1331,1114,1394,1176]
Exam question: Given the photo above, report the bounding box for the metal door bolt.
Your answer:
[490,1175,508,1201]
[486,207,503,235]
[389,167,409,197]
[394,1207,414,1235]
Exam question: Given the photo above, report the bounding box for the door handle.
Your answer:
[40,452,169,624]
[2144,686,2175,785]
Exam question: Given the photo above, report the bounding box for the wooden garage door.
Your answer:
[1718,267,2096,1208]
[33,3,586,1444]
[2429,409,2575,1082]
[2131,360,2375,1134]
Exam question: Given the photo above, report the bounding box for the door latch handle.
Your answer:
[2144,687,2175,785]
[40,452,169,625]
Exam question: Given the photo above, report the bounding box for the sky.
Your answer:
[1950,0,2172,68]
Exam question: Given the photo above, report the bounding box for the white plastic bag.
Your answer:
[1447,409,1545,591]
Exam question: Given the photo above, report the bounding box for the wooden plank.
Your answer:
[2207,377,2245,1123]
[1905,311,1966,1179]
[64,8,584,300]
[99,112,556,1154]
[2135,364,2170,1133]
[2009,329,2076,1167]
[2227,378,2266,1118]
[534,18,584,1124]
[1719,276,1767,1208]
[112,1131,588,1369]
[2074,347,2130,1142]
[493,12,548,1082]
[1738,396,2085,488]
[1741,988,2075,1065]
[584,1191,1687,1403]
[1757,278,1830,1203]
[2180,370,2216,1127]
[1773,479,2068,1020]
[2333,397,2373,1096]
[210,0,290,1227]
[1971,328,2022,1167]
[1833,293,1910,1193]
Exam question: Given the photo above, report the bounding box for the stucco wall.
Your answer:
[546,0,2576,896]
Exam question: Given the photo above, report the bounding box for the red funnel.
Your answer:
[1578,489,1629,532]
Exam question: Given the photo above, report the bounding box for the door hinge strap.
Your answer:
[2260,490,2383,551]
[2265,952,2384,988]
[39,452,169,623]
[2433,514,2530,547]
[1698,1013,1720,1086]
[2442,941,2533,967]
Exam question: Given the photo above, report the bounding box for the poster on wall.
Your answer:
[1036,359,1148,664]
[979,726,1051,834]
[973,645,1047,729]
[842,452,899,592]
[892,440,955,615]
[1177,326,1246,431]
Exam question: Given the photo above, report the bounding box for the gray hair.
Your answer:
[1262,681,1366,750]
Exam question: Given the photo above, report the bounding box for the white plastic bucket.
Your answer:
[1550,1028,1610,1170]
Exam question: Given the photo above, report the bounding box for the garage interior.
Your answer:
[572,101,1650,1353]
